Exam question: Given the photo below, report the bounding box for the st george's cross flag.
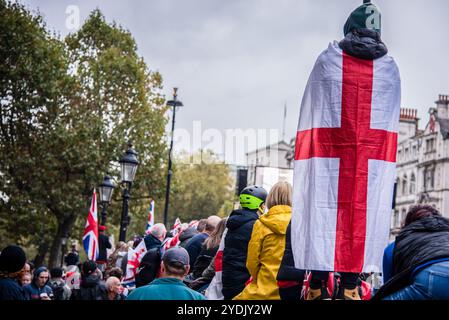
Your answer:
[122,239,147,288]
[170,218,182,236]
[205,228,227,300]
[291,41,401,273]
[145,200,155,235]
[83,189,99,261]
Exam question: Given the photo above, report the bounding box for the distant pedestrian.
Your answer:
[48,267,71,300]
[24,267,53,300]
[0,245,28,300]
[222,185,267,300]
[97,226,112,273]
[70,260,108,300]
[105,276,125,300]
[234,182,292,300]
[186,216,221,267]
[375,205,449,300]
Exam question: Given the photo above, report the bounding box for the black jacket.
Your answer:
[143,234,162,251]
[135,247,161,288]
[98,234,112,262]
[191,244,218,279]
[70,273,108,300]
[222,209,259,300]
[179,227,198,248]
[186,233,208,268]
[0,278,27,300]
[374,216,449,299]
[339,28,388,61]
[276,222,305,300]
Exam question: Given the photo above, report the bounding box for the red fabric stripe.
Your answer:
[277,280,300,289]
[215,250,223,272]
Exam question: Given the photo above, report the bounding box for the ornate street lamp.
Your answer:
[164,88,183,226]
[119,143,139,242]
[99,174,115,228]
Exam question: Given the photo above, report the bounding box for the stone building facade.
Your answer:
[392,95,449,238]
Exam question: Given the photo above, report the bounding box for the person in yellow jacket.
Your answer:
[234,181,292,300]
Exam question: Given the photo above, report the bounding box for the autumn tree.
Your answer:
[0,2,168,267]
[169,151,235,224]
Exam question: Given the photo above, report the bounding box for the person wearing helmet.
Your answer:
[221,185,267,299]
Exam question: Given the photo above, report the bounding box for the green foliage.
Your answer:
[169,151,235,224]
[0,2,168,266]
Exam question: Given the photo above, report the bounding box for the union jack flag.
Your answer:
[145,200,155,235]
[83,189,99,261]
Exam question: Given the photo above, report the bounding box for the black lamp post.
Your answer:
[119,143,139,242]
[163,88,183,226]
[99,174,115,230]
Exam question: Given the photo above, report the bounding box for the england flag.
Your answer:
[291,41,401,273]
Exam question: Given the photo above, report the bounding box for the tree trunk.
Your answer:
[48,215,76,268]
[33,242,49,268]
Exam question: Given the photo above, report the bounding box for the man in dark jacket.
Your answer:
[374,205,449,300]
[179,227,198,248]
[0,245,28,300]
[144,223,166,251]
[97,226,112,272]
[186,215,221,268]
[24,267,54,300]
[222,185,267,300]
[71,260,108,300]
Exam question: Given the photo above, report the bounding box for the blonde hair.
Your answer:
[266,181,292,209]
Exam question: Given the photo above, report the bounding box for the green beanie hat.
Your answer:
[344,1,381,36]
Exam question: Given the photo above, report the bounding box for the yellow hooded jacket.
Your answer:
[233,205,291,300]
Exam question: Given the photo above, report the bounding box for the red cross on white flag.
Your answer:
[291,42,401,273]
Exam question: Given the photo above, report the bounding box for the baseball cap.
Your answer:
[162,247,190,268]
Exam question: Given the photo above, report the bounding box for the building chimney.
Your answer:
[436,94,449,118]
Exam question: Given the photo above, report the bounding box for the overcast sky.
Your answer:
[23,0,449,165]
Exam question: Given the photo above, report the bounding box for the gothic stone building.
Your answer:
[392,95,449,238]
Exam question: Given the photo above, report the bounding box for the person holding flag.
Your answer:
[83,189,99,262]
[290,0,400,300]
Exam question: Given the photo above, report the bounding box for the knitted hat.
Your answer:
[0,245,27,273]
[344,1,381,36]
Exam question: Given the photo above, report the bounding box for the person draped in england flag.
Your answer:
[289,0,400,300]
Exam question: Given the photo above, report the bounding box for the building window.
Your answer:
[412,145,417,156]
[402,175,408,195]
[397,178,401,196]
[426,138,436,153]
[424,167,435,190]
[405,148,409,159]
[394,210,399,229]
[398,150,402,160]
[410,173,416,194]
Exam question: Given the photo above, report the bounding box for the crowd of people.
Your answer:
[2,180,449,301]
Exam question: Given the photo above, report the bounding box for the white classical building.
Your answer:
[246,140,294,190]
[392,95,449,238]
